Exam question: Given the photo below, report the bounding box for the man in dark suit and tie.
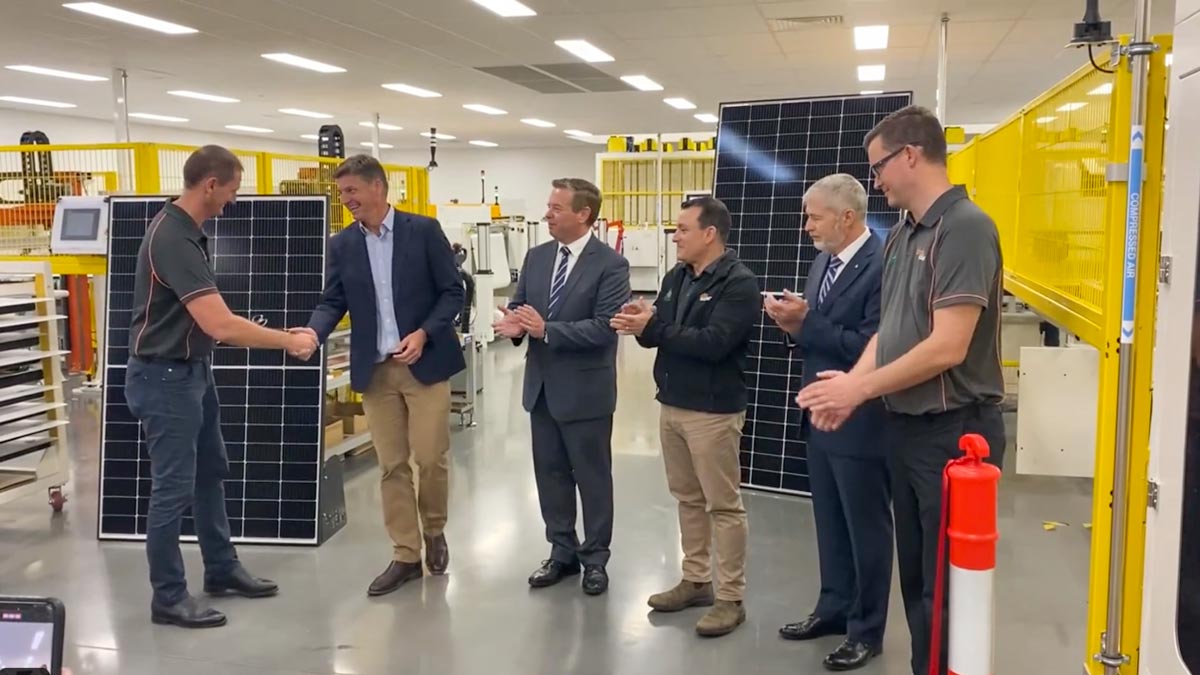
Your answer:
[300,155,465,597]
[493,177,631,596]
[765,173,892,671]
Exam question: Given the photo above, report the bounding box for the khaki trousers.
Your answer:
[362,359,452,563]
[659,404,748,601]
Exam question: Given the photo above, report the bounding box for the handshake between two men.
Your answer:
[283,326,430,365]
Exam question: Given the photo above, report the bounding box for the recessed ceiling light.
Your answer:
[470,140,499,147]
[1056,102,1087,112]
[854,25,889,50]
[857,65,886,82]
[621,75,663,91]
[694,113,719,123]
[1089,83,1113,96]
[382,83,442,98]
[360,142,395,149]
[563,129,592,138]
[420,131,456,140]
[300,134,319,140]
[168,89,239,103]
[0,96,76,109]
[360,121,403,131]
[664,97,696,110]
[860,90,884,95]
[555,39,614,63]
[5,65,108,82]
[225,124,273,133]
[261,53,345,74]
[1035,116,1058,124]
[129,112,188,122]
[463,103,508,115]
[521,118,556,128]
[62,2,197,34]
[471,0,536,17]
[278,107,333,119]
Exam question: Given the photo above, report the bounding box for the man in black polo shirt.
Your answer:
[124,145,318,629]
[796,106,1005,675]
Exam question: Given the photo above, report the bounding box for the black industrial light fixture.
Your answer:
[427,127,439,172]
[1069,0,1113,45]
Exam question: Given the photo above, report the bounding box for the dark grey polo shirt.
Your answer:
[128,202,219,361]
[876,186,1005,415]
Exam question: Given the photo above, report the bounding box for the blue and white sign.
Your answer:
[1120,125,1145,344]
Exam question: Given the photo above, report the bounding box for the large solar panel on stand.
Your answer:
[715,92,912,495]
[98,195,333,544]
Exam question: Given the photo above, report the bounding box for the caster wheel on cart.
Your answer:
[48,487,67,513]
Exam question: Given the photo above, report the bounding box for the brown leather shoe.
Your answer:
[425,533,449,575]
[367,561,423,597]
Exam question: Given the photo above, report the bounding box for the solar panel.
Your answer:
[715,92,912,495]
[98,195,346,545]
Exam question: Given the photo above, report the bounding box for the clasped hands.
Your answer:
[493,304,547,339]
[794,370,871,432]
[610,297,653,336]
[284,327,318,360]
[763,289,809,335]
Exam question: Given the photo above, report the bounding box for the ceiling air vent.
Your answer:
[767,15,844,31]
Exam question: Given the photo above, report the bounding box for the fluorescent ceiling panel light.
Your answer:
[1035,116,1058,124]
[694,113,718,123]
[360,121,403,131]
[5,65,107,82]
[463,103,507,115]
[470,140,499,147]
[1056,102,1086,112]
[857,64,886,82]
[521,118,556,128]
[62,2,197,34]
[300,134,319,140]
[0,96,75,109]
[471,0,536,17]
[382,83,441,98]
[129,112,188,122]
[854,25,889,50]
[1089,83,1113,96]
[555,39,614,63]
[360,142,394,149]
[420,132,456,140]
[664,97,696,110]
[860,90,884,95]
[261,53,345,74]
[225,124,273,133]
[168,89,239,103]
[278,107,332,119]
[621,75,663,91]
[563,129,592,138]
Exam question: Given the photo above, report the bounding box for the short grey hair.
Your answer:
[804,174,868,220]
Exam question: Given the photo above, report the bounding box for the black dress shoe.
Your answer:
[151,596,227,629]
[581,565,608,596]
[823,639,881,671]
[425,533,449,575]
[779,614,846,641]
[204,566,279,598]
[528,560,580,588]
[368,561,423,597]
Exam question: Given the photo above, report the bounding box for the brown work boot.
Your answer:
[647,580,715,612]
[696,600,746,637]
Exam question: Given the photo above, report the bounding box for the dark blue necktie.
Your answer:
[818,257,843,304]
[548,246,571,316]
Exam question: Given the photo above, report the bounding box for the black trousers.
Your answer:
[808,444,894,648]
[887,403,1006,675]
[530,391,615,567]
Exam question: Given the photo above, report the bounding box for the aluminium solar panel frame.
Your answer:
[96,194,346,546]
[713,91,913,496]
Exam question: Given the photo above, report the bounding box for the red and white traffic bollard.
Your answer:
[930,433,1002,675]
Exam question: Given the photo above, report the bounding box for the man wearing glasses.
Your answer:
[795,105,1005,675]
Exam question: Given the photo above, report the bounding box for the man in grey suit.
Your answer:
[494,177,631,596]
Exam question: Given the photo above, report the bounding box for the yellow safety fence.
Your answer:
[948,34,1172,675]
[0,142,431,273]
[598,152,714,226]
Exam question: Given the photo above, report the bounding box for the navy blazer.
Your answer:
[791,232,886,457]
[308,210,466,392]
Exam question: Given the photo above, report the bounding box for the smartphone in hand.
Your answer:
[0,596,65,675]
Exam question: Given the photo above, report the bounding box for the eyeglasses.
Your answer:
[870,144,910,177]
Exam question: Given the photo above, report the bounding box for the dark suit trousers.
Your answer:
[808,442,893,648]
[530,391,614,567]
[887,403,1006,675]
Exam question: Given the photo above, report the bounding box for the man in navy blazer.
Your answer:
[301,155,465,597]
[765,174,892,672]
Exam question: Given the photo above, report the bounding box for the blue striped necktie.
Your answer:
[818,256,843,304]
[548,246,571,315]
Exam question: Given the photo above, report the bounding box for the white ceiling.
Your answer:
[0,0,1176,150]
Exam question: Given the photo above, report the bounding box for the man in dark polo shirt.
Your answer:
[796,106,1005,675]
[124,145,318,629]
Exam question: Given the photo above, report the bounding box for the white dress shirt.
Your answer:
[828,227,872,283]
[548,230,592,294]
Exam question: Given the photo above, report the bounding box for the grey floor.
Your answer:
[0,338,1093,675]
